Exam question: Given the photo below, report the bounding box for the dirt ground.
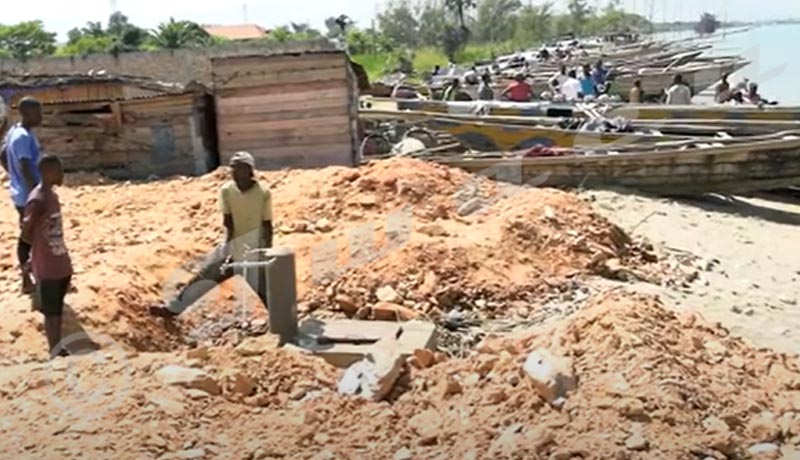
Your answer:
[589,190,800,354]
[0,158,798,459]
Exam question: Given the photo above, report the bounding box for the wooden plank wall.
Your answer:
[11,93,213,178]
[5,82,125,106]
[212,52,356,169]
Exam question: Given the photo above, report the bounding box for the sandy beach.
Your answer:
[590,189,800,354]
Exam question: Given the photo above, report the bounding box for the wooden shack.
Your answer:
[211,50,358,169]
[2,76,216,179]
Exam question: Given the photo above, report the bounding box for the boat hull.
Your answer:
[422,118,685,151]
[433,136,800,195]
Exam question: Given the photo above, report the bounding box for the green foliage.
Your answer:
[56,35,114,56]
[567,0,594,35]
[513,2,554,45]
[474,0,521,43]
[0,21,57,60]
[149,18,211,49]
[377,0,420,48]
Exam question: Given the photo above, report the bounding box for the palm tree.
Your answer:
[150,18,210,49]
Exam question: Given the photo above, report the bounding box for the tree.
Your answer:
[567,0,593,35]
[107,12,148,51]
[417,0,449,47]
[324,15,353,38]
[0,21,57,60]
[57,35,114,56]
[269,26,293,43]
[149,18,211,49]
[288,23,323,41]
[474,0,522,43]
[444,0,477,31]
[377,0,420,48]
[695,12,720,35]
[514,2,554,45]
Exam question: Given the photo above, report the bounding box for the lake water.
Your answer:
[657,23,800,104]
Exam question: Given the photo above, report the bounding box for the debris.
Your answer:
[369,302,420,321]
[315,218,333,233]
[160,448,206,460]
[411,349,435,369]
[155,365,221,396]
[748,412,782,443]
[222,371,257,397]
[523,349,577,404]
[236,336,280,357]
[457,197,483,217]
[394,448,413,460]
[747,443,781,460]
[337,341,405,401]
[376,286,400,303]
[625,433,649,451]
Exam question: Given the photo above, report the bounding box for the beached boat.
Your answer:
[608,104,800,121]
[420,118,687,151]
[609,58,751,99]
[431,133,800,195]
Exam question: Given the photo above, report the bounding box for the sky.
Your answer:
[3,0,800,41]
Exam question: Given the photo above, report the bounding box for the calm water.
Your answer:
[657,23,800,104]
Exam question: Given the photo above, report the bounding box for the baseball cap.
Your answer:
[230,151,255,168]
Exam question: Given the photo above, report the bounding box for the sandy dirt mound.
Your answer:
[0,294,797,460]
[0,158,667,361]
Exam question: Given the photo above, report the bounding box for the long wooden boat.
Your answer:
[361,97,800,123]
[420,118,687,151]
[608,104,800,122]
[432,133,800,195]
[610,59,750,96]
[361,109,800,138]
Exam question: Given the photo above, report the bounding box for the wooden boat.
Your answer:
[609,104,800,121]
[361,97,800,124]
[432,133,800,195]
[420,118,687,151]
[361,108,800,138]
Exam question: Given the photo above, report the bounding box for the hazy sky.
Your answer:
[4,0,800,40]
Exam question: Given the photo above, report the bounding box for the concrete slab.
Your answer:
[297,318,437,368]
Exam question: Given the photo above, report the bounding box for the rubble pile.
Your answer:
[1,294,798,459]
[0,158,669,360]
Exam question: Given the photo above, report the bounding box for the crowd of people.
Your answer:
[1,98,274,358]
[393,59,772,107]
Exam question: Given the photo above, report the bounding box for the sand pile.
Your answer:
[1,294,798,460]
[0,158,669,361]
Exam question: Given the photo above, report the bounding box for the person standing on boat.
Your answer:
[579,64,596,99]
[501,74,534,103]
[665,74,692,105]
[478,74,495,101]
[629,80,643,103]
[715,73,732,103]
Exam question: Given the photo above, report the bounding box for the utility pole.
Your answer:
[110,0,118,13]
[243,3,248,23]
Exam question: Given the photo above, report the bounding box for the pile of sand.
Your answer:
[0,158,670,361]
[1,294,797,459]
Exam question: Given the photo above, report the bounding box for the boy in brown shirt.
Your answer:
[22,155,72,357]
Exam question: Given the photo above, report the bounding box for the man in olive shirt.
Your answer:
[150,151,272,317]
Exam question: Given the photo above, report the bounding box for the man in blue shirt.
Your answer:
[1,97,43,294]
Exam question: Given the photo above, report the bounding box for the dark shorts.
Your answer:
[37,277,71,317]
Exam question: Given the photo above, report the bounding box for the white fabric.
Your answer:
[562,78,583,101]
[666,85,692,105]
